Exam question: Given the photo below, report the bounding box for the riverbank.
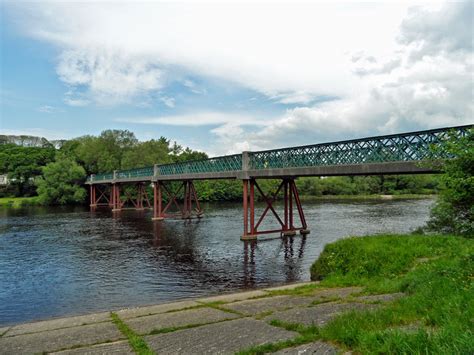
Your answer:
[0,196,39,207]
[1,233,470,354]
[300,193,436,201]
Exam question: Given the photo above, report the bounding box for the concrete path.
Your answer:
[0,283,403,354]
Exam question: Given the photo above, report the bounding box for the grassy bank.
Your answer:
[308,234,473,354]
[0,196,40,207]
[300,194,436,201]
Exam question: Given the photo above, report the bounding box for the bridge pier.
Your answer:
[241,178,309,240]
[152,182,164,220]
[89,184,110,209]
[152,180,203,221]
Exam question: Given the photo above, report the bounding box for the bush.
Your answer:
[427,128,473,236]
[35,155,86,205]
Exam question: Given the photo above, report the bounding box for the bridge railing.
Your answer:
[86,125,471,182]
[116,166,154,179]
[87,172,114,182]
[158,154,242,175]
[248,125,471,170]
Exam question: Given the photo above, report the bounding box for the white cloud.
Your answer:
[7,2,411,105]
[116,111,268,127]
[206,2,473,154]
[37,105,56,113]
[159,96,175,108]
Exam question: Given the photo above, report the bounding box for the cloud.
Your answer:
[7,2,409,105]
[207,2,473,154]
[57,49,164,105]
[4,1,471,156]
[37,105,56,113]
[116,111,268,127]
[159,96,175,108]
[399,2,473,59]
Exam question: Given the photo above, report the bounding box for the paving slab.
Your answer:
[124,306,240,335]
[354,292,404,303]
[311,287,364,302]
[274,341,338,354]
[5,312,110,337]
[0,326,10,336]
[116,300,200,319]
[264,282,319,292]
[51,340,133,354]
[0,322,124,355]
[266,302,378,327]
[198,290,268,304]
[223,295,312,316]
[144,317,298,354]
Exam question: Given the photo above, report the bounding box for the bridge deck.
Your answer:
[86,124,471,184]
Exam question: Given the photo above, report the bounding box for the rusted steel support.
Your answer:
[90,185,95,207]
[154,180,203,220]
[112,184,121,212]
[241,178,309,240]
[152,182,164,220]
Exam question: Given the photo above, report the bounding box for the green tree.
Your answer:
[428,129,473,236]
[71,130,139,174]
[0,144,55,196]
[121,138,172,169]
[35,155,87,205]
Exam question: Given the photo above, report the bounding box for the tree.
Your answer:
[427,129,473,236]
[0,144,55,196]
[121,138,172,169]
[70,130,139,174]
[35,155,86,205]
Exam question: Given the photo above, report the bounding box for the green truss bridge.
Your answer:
[86,124,472,240]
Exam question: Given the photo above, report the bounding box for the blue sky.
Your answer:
[1,1,471,155]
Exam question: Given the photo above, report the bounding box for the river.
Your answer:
[0,198,434,326]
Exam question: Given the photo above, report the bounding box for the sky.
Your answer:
[0,1,472,155]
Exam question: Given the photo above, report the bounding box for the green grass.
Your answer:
[237,234,473,354]
[110,313,154,355]
[0,196,40,207]
[311,234,474,354]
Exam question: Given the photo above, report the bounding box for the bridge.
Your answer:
[86,124,472,240]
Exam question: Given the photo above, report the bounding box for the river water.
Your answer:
[0,198,434,326]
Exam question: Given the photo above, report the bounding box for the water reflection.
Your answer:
[0,198,434,325]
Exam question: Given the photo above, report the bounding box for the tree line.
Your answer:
[0,129,442,203]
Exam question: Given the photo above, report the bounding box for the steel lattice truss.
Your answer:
[88,125,472,182]
[249,126,470,169]
[158,154,242,175]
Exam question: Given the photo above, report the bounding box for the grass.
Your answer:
[0,196,40,207]
[110,313,154,355]
[237,234,473,354]
[311,234,474,354]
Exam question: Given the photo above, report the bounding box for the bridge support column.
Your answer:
[112,184,121,212]
[89,185,97,208]
[241,178,309,240]
[183,180,203,219]
[152,182,164,220]
[152,180,203,220]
